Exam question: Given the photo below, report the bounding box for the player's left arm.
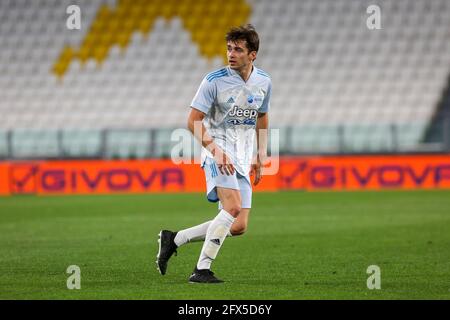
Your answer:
[252,79,271,186]
[252,111,269,186]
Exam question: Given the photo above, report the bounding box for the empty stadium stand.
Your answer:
[0,0,449,158]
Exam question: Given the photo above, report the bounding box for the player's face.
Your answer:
[227,40,256,71]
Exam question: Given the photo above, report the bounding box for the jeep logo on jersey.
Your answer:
[229,106,258,118]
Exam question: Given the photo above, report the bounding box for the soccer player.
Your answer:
[156,24,271,283]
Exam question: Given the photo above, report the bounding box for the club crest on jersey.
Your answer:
[247,95,254,103]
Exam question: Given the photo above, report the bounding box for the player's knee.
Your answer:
[226,205,241,217]
[231,224,247,236]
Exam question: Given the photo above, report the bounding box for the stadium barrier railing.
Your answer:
[1,116,450,161]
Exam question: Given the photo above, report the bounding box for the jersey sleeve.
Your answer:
[190,77,216,114]
[259,80,272,113]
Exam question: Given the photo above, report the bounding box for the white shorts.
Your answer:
[202,157,252,209]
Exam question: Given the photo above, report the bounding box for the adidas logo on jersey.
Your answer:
[227,97,235,104]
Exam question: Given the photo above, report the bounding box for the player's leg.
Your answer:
[157,156,228,274]
[168,209,247,257]
[197,186,241,267]
[158,222,219,275]
[176,173,252,243]
[173,174,244,246]
[230,208,250,235]
[157,166,252,277]
[230,173,252,235]
[174,218,234,247]
[170,208,248,250]
[156,157,236,276]
[189,186,241,283]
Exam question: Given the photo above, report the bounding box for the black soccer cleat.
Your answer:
[156,230,178,275]
[189,267,224,284]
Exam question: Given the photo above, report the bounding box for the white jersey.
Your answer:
[191,66,272,176]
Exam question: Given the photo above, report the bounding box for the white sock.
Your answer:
[174,221,211,247]
[196,209,236,270]
[174,220,233,247]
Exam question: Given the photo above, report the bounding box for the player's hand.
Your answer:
[214,149,235,176]
[251,157,263,186]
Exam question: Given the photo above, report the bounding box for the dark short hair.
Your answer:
[225,24,259,53]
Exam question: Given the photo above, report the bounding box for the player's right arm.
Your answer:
[187,108,235,175]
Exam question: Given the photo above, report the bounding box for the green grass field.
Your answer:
[0,190,449,300]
